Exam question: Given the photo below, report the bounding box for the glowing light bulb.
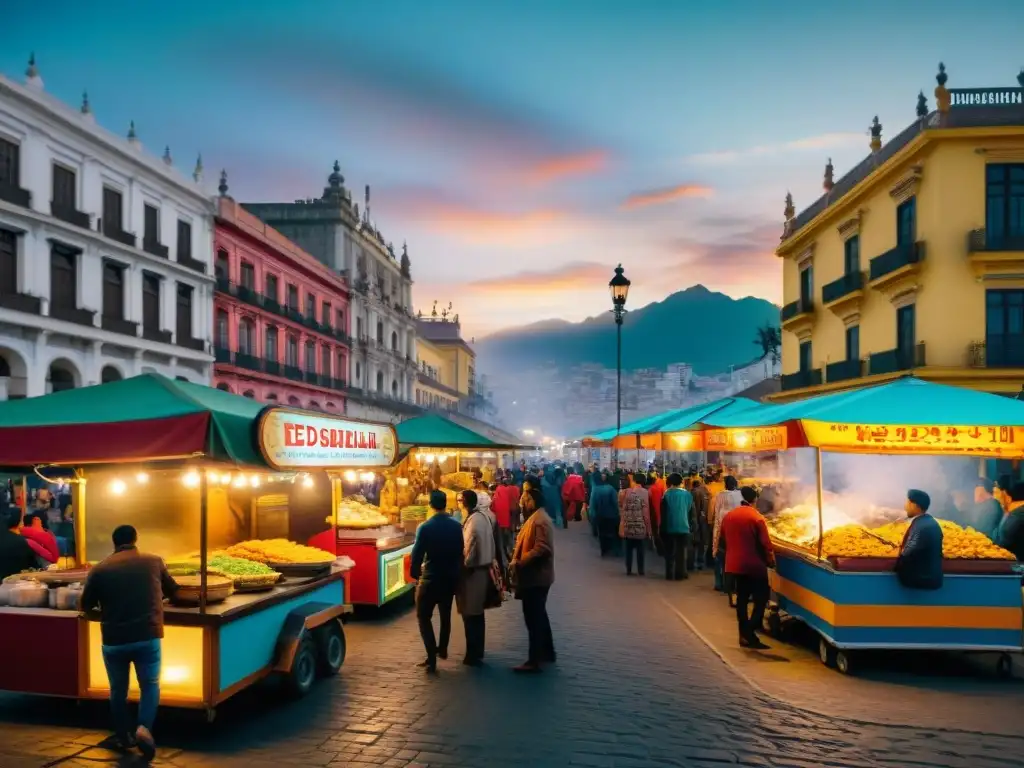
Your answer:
[109,479,127,495]
[343,470,357,483]
[249,475,260,488]
[302,474,314,488]
[135,472,149,484]
[182,471,200,489]
[232,475,247,488]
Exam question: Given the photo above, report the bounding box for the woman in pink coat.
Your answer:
[561,470,586,527]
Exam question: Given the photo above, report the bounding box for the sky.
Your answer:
[3,0,1023,338]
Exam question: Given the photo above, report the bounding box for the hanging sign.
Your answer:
[704,427,787,453]
[802,420,1024,456]
[257,408,398,470]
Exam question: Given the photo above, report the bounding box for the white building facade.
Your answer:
[0,61,215,399]
[243,164,418,422]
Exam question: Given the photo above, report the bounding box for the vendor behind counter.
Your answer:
[894,489,943,590]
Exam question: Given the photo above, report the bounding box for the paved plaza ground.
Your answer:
[1,525,1024,767]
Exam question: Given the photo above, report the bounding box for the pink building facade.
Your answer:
[213,195,350,413]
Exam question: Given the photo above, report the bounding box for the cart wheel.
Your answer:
[997,653,1014,680]
[286,636,318,697]
[315,619,346,676]
[818,637,835,667]
[763,611,782,639]
[834,650,854,676]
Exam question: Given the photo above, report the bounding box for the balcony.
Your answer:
[215,276,231,293]
[264,360,281,376]
[780,368,823,391]
[332,378,349,392]
[142,326,172,344]
[235,351,262,371]
[214,346,232,364]
[868,241,924,299]
[235,284,259,306]
[821,271,865,323]
[0,181,31,208]
[177,335,206,353]
[103,225,137,249]
[825,358,864,384]
[304,370,321,385]
[101,315,139,336]
[50,304,96,327]
[966,229,1024,278]
[780,297,815,339]
[284,365,303,381]
[286,307,303,324]
[50,202,90,230]
[868,343,926,376]
[0,292,41,315]
[143,239,169,259]
[263,297,281,314]
[178,256,206,274]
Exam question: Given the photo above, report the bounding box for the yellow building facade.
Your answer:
[774,64,1024,402]
[413,312,476,411]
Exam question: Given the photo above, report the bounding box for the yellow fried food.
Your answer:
[871,519,1015,560]
[223,539,333,564]
[818,524,898,558]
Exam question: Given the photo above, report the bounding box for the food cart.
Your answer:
[699,378,1024,675]
[0,374,398,717]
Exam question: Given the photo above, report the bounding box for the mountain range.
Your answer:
[475,285,780,376]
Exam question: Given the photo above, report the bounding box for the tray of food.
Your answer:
[171,574,234,605]
[223,539,335,577]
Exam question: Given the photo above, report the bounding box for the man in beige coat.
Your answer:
[458,490,494,666]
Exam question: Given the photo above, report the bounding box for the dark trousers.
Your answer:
[733,574,770,641]
[416,581,454,660]
[597,518,619,555]
[520,585,554,664]
[662,532,690,580]
[463,614,485,662]
[102,638,161,739]
[625,538,646,575]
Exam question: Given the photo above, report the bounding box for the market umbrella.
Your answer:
[0,373,267,468]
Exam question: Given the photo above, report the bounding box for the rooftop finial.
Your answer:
[823,158,834,193]
[218,169,229,197]
[364,184,371,222]
[193,153,203,183]
[127,120,137,142]
[1017,68,1024,89]
[162,146,172,165]
[25,53,43,89]
[784,192,795,221]
[401,241,411,278]
[916,90,929,119]
[80,90,91,115]
[935,62,951,114]
[328,160,343,187]
[869,116,882,153]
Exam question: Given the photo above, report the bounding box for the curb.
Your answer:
[657,593,1024,740]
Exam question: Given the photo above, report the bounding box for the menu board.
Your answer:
[258,408,398,470]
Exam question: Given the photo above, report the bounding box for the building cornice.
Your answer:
[0,76,214,209]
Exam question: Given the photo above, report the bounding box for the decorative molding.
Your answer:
[974,147,1024,162]
[796,245,815,270]
[889,166,923,205]
[891,288,918,310]
[842,313,861,329]
[836,212,864,241]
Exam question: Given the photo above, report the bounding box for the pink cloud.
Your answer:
[519,151,610,185]
[621,184,714,210]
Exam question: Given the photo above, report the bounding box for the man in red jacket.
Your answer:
[721,486,775,650]
[561,469,585,527]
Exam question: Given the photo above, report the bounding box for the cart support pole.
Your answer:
[199,471,208,614]
[815,447,825,561]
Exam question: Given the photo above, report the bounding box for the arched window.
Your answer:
[238,318,255,355]
[266,393,278,401]
[376,320,383,344]
[216,383,231,392]
[391,331,398,351]
[309,401,320,411]
[326,401,336,411]
[376,371,384,392]
[265,326,278,362]
[391,379,398,396]
[242,390,255,399]
[216,309,229,349]
[288,395,300,405]
[355,362,361,383]
[100,365,122,384]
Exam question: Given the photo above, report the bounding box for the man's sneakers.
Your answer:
[416,658,437,673]
[135,726,156,762]
[739,635,770,651]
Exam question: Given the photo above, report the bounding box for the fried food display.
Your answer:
[337,496,389,529]
[873,519,1016,560]
[223,539,334,565]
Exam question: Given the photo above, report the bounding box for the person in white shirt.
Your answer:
[710,475,744,593]
[457,490,496,666]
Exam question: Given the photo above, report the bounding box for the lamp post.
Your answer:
[609,264,630,466]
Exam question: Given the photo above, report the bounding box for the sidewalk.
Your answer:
[650,567,1024,736]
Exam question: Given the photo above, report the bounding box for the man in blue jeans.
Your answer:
[81,525,177,760]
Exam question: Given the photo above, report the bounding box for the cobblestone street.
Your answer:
[2,525,1024,767]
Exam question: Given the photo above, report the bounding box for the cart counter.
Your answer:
[335,534,416,606]
[0,572,347,711]
[771,546,1024,651]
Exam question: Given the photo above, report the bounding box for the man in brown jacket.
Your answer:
[510,488,555,673]
[81,525,177,760]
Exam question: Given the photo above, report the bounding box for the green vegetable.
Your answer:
[207,554,276,576]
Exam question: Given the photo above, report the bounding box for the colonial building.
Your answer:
[775,64,1024,401]
[242,163,418,422]
[212,188,350,413]
[0,58,214,399]
[415,304,477,415]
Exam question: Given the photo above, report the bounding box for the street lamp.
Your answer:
[609,264,630,458]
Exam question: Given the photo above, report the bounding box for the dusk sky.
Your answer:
[4,1,1023,337]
